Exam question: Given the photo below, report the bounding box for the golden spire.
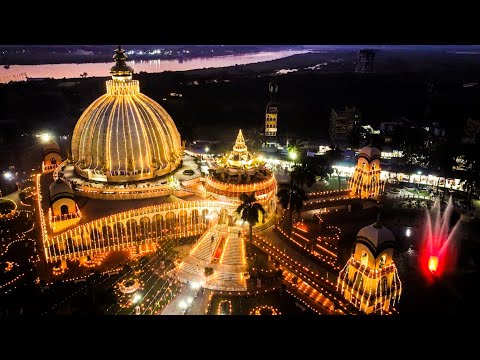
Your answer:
[233,129,247,153]
[110,45,133,80]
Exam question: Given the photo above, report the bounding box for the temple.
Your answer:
[205,129,277,223]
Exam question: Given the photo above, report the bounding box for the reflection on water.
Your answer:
[0,50,308,83]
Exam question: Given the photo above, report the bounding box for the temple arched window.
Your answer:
[361,251,368,266]
[379,254,386,269]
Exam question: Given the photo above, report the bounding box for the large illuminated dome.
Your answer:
[71,46,182,183]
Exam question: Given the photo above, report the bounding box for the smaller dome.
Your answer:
[49,178,73,202]
[43,141,60,155]
[358,144,381,161]
[357,220,395,249]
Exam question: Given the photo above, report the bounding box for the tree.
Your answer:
[286,139,302,164]
[204,267,214,277]
[460,142,480,202]
[427,142,458,196]
[347,126,362,150]
[325,146,344,190]
[235,193,266,246]
[291,155,331,190]
[277,182,307,234]
[291,159,316,190]
[18,192,27,202]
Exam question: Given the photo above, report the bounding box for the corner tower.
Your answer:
[349,144,383,199]
[337,216,402,314]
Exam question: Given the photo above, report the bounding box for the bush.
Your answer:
[204,267,214,277]
[19,192,27,202]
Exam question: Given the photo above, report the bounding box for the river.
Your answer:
[0,50,308,83]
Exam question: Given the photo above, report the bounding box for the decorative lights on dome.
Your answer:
[71,46,182,183]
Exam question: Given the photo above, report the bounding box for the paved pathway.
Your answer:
[187,288,212,315]
[160,285,191,315]
[160,284,211,315]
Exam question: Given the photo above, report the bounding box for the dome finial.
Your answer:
[373,208,383,228]
[110,45,133,79]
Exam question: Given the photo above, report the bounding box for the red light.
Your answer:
[428,256,438,274]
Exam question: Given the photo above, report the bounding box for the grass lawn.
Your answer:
[405,188,430,198]
[0,198,15,214]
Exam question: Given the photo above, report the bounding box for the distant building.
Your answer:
[427,122,446,138]
[355,49,375,73]
[265,79,279,137]
[461,118,480,145]
[329,106,361,145]
[380,121,404,135]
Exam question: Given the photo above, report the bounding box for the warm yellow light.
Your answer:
[41,133,51,143]
[428,256,438,273]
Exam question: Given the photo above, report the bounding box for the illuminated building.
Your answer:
[355,49,375,73]
[349,144,384,199]
[36,47,192,270]
[35,49,275,279]
[71,46,182,184]
[205,129,277,223]
[42,140,62,173]
[337,217,402,314]
[48,178,81,233]
[265,79,278,137]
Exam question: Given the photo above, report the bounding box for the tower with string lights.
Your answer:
[337,216,402,314]
[265,79,278,137]
[349,144,384,199]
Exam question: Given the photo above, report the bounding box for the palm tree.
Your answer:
[291,156,329,190]
[235,193,266,246]
[291,163,315,190]
[277,183,307,234]
[286,139,302,164]
[325,146,344,190]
